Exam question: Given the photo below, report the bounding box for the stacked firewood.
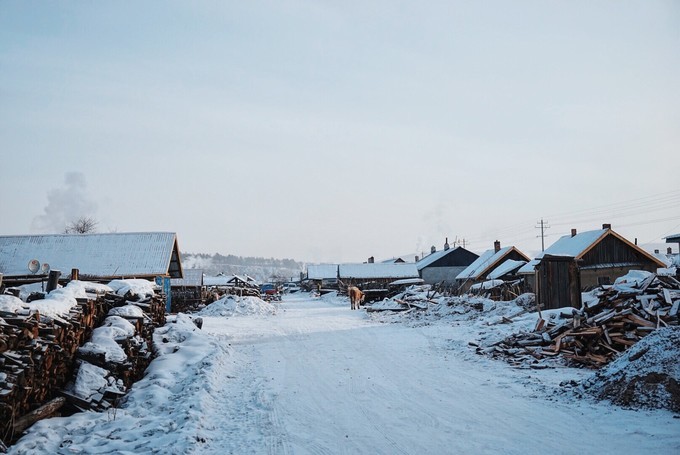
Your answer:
[0,287,167,445]
[477,275,680,368]
[0,296,114,443]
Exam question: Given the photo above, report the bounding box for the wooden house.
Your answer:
[338,263,419,288]
[456,241,530,293]
[416,245,479,285]
[0,232,183,287]
[306,264,340,290]
[170,268,204,310]
[534,225,667,310]
[338,262,419,301]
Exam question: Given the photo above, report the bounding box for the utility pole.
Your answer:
[535,219,550,251]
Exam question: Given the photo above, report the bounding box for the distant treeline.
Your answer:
[185,253,302,269]
[181,253,305,282]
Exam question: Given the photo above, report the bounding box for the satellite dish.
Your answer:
[41,263,51,274]
[28,259,40,274]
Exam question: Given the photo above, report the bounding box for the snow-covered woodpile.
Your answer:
[0,280,166,446]
[479,273,680,368]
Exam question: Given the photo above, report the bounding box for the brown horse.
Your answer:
[348,286,365,310]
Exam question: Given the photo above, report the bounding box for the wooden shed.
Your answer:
[535,255,581,310]
[535,225,667,309]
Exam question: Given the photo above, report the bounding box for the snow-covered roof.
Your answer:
[415,247,470,270]
[517,259,540,275]
[389,278,425,286]
[381,258,406,264]
[455,245,528,281]
[0,232,182,279]
[487,259,527,280]
[307,264,338,280]
[171,269,204,287]
[664,233,680,243]
[542,229,608,258]
[203,275,233,286]
[338,263,419,279]
[540,228,666,268]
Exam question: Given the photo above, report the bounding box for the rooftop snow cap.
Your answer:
[494,240,501,253]
[571,228,577,237]
[603,223,612,230]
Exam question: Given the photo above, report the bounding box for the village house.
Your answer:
[416,239,479,285]
[0,232,183,287]
[455,241,530,293]
[532,224,667,310]
[305,264,340,291]
[338,262,419,287]
[170,268,204,310]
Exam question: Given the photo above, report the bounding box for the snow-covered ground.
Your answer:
[9,292,680,454]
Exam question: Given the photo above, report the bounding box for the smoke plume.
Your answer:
[32,172,98,233]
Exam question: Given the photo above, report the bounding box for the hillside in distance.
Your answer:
[181,252,305,282]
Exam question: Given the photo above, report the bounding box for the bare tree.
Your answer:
[64,216,98,234]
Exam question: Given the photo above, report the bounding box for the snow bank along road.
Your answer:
[10,293,679,454]
[199,294,679,455]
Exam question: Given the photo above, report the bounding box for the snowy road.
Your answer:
[9,292,679,454]
[199,294,680,455]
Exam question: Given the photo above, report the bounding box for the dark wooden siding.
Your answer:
[580,234,655,268]
[536,256,581,310]
[429,248,479,268]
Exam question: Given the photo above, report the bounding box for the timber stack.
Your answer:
[478,274,680,368]
[0,285,166,446]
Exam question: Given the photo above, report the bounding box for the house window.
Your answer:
[598,276,611,285]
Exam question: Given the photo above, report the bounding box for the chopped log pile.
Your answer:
[0,285,166,446]
[467,279,523,302]
[478,274,680,368]
[365,286,442,312]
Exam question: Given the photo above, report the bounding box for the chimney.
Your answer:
[635,238,638,245]
[444,237,450,251]
[668,247,673,255]
[494,240,501,253]
[368,256,374,264]
[571,228,577,237]
[602,223,611,230]
[431,245,436,254]
[415,255,419,262]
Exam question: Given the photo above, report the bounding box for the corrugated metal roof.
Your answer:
[338,263,419,279]
[0,232,182,279]
[307,264,338,280]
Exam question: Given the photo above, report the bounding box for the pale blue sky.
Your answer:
[1,1,679,262]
